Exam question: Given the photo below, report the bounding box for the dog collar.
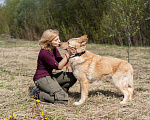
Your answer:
[70,51,86,58]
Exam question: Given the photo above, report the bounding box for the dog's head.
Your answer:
[60,35,88,53]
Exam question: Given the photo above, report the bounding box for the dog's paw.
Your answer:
[73,101,82,106]
[120,101,127,104]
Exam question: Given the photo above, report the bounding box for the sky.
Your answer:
[0,0,4,4]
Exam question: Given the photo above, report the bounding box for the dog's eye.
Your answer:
[68,42,71,47]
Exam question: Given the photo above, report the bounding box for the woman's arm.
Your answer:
[58,53,70,70]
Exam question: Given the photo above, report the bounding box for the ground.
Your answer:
[0,38,150,120]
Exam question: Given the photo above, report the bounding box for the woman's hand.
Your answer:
[67,47,77,56]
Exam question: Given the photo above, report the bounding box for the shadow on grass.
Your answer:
[69,89,123,99]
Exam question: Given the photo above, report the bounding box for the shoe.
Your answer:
[30,87,40,99]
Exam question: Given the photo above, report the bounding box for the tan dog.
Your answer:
[60,35,134,105]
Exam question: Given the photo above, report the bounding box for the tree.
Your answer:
[101,0,149,46]
[4,0,20,36]
[0,4,8,34]
[0,0,149,45]
[15,0,40,40]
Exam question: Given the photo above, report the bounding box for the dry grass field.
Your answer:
[0,38,150,120]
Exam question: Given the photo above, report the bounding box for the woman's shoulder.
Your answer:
[40,48,47,52]
[39,49,47,54]
[39,49,53,56]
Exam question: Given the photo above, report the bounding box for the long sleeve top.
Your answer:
[33,48,63,81]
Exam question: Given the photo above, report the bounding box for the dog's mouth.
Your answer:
[63,48,68,50]
[59,43,67,50]
[59,44,67,50]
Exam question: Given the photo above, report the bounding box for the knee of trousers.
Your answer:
[54,89,68,101]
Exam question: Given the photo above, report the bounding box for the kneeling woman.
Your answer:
[32,29,77,104]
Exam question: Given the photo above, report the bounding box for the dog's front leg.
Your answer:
[73,79,89,105]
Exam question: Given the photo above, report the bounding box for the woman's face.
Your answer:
[50,35,61,47]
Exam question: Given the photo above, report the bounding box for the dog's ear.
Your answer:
[79,35,88,44]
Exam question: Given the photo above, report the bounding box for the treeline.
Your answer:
[0,0,149,46]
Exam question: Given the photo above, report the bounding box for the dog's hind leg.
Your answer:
[127,74,134,100]
[113,74,132,104]
[128,87,134,100]
[73,79,89,105]
[112,62,134,104]
[123,69,134,101]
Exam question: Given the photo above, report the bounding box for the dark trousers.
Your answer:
[34,71,77,103]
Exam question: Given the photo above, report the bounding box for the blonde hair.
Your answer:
[39,29,59,50]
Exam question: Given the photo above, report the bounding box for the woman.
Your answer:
[32,29,77,104]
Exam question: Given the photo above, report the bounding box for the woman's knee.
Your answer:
[54,89,68,101]
[39,91,55,103]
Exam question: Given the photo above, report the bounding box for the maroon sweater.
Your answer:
[33,48,63,81]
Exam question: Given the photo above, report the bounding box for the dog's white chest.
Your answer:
[69,57,86,78]
[87,62,95,80]
[69,57,85,66]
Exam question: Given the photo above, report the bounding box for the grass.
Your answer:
[0,37,150,120]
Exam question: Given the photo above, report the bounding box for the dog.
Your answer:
[60,35,134,105]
